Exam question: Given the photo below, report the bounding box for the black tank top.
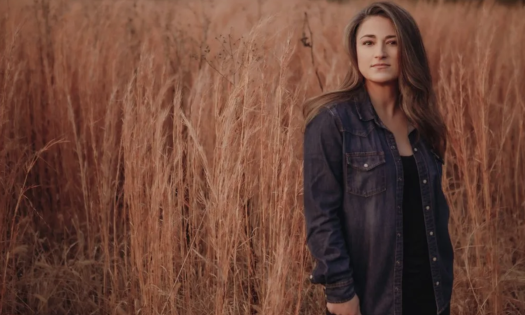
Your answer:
[400,154,438,314]
[401,154,429,261]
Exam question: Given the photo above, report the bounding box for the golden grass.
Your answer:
[1,0,524,314]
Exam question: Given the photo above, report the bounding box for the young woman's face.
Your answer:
[355,16,400,84]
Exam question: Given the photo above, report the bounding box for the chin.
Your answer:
[365,75,398,85]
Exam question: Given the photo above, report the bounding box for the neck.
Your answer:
[364,80,399,119]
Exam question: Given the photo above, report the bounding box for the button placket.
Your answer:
[389,133,404,313]
[412,144,443,308]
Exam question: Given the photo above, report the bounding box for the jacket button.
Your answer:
[309,275,313,279]
[396,260,400,265]
[423,179,427,184]
[426,206,430,210]
[397,233,401,237]
[429,231,434,236]
[436,281,440,286]
[433,257,437,262]
[414,148,418,152]
[364,163,369,168]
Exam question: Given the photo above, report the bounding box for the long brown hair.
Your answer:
[303,1,447,157]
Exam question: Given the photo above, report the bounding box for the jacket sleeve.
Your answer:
[303,107,356,303]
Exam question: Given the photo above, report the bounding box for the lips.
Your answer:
[372,64,390,67]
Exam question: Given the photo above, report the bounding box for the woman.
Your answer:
[302,2,454,315]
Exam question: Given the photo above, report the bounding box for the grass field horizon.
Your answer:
[1,0,524,314]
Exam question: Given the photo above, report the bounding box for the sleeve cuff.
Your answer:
[323,279,356,303]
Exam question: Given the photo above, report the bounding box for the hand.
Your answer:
[326,295,361,315]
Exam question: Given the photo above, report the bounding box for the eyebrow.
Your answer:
[359,34,397,40]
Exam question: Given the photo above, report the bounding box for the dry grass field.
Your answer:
[1,0,525,314]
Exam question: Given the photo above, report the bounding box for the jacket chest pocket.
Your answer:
[345,151,387,197]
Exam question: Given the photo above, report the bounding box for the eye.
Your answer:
[363,41,373,46]
[388,41,398,45]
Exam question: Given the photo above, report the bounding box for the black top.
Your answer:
[401,155,429,261]
[400,154,440,315]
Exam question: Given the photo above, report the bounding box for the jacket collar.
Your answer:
[355,89,379,122]
[353,88,422,143]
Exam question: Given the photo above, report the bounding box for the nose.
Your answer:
[374,42,387,59]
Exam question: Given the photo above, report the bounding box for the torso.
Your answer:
[316,97,454,315]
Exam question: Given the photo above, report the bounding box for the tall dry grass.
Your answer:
[0,0,524,314]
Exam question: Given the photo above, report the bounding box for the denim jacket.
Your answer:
[303,90,454,315]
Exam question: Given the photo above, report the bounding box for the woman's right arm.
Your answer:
[303,108,356,304]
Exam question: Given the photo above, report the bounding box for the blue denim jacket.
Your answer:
[303,90,454,315]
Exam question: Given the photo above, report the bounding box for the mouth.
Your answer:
[372,64,390,68]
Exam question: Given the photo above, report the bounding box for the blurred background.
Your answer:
[1,0,524,314]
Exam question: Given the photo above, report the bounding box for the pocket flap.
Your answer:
[346,152,385,171]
